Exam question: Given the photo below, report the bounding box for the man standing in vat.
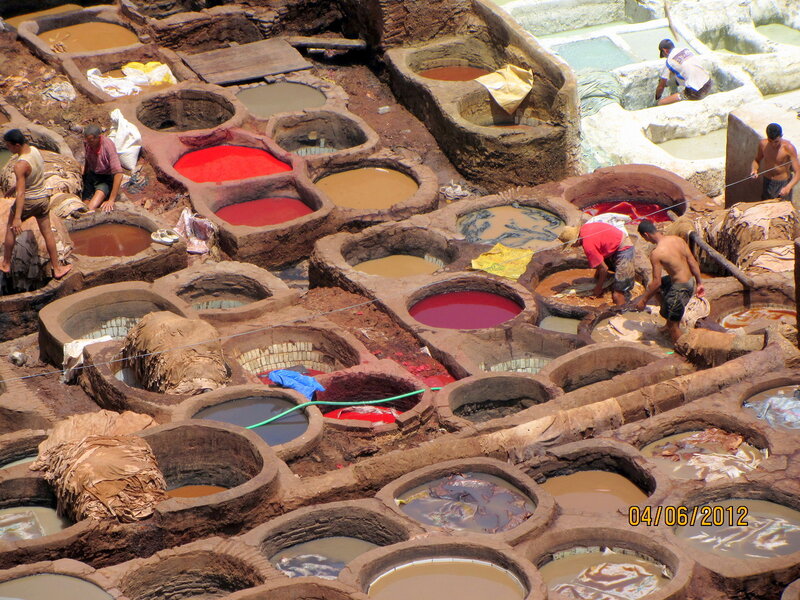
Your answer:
[82,124,122,213]
[750,123,800,202]
[634,219,705,344]
[654,39,712,105]
[1,129,72,280]
[557,220,634,307]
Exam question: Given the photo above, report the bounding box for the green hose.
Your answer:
[246,387,442,430]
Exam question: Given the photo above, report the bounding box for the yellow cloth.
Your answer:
[121,61,177,85]
[471,243,534,280]
[475,65,534,114]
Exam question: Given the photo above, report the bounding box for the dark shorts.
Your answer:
[19,196,50,221]
[660,276,695,322]
[683,79,713,101]
[604,245,635,298]
[762,177,789,200]
[82,172,115,200]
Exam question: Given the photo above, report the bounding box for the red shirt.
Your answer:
[579,222,631,268]
[84,135,122,175]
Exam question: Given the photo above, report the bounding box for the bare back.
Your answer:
[650,235,694,283]
[757,138,798,181]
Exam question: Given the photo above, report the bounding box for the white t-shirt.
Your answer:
[660,47,710,91]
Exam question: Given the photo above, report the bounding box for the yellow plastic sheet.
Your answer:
[122,61,177,85]
[475,65,534,114]
[471,243,534,280]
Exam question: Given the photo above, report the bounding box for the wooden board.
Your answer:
[181,38,311,85]
[285,36,367,50]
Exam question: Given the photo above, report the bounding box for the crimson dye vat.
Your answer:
[173,146,291,183]
[409,291,522,329]
[215,197,314,226]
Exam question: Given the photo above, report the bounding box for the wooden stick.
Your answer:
[688,231,755,288]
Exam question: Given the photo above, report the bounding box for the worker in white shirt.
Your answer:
[654,39,712,105]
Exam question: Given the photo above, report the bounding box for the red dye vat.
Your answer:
[583,200,671,224]
[324,406,398,424]
[410,290,523,329]
[215,197,313,226]
[173,145,291,183]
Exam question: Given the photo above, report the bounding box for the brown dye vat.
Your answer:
[540,470,647,513]
[271,536,379,579]
[539,315,581,334]
[720,307,797,329]
[41,22,139,54]
[70,223,152,257]
[593,311,672,350]
[743,385,800,430]
[535,268,645,308]
[5,4,83,27]
[458,205,564,249]
[0,506,72,541]
[454,396,539,423]
[675,498,800,559]
[316,168,419,210]
[417,66,493,81]
[540,550,669,600]
[368,558,526,600]
[396,472,534,533]
[354,255,440,278]
[641,429,763,481]
[235,83,326,119]
[166,485,227,499]
[0,574,113,600]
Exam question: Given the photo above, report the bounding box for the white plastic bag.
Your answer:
[86,68,141,98]
[108,108,142,171]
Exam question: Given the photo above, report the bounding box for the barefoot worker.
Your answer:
[751,122,800,201]
[1,129,72,281]
[635,219,704,343]
[558,219,635,307]
[82,124,122,212]
[655,39,712,106]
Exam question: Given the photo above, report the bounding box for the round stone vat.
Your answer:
[538,343,663,393]
[37,281,194,367]
[458,87,550,129]
[405,36,497,82]
[0,474,80,544]
[740,375,800,432]
[175,386,323,461]
[525,440,665,517]
[525,527,693,600]
[236,81,328,119]
[670,483,800,588]
[0,430,46,473]
[315,165,419,211]
[228,579,367,600]
[116,542,271,600]
[173,144,292,183]
[376,457,554,544]
[340,538,545,600]
[784,579,800,600]
[457,203,565,250]
[704,275,796,332]
[435,373,559,430]
[205,179,322,228]
[314,364,433,433]
[239,499,420,581]
[0,559,120,600]
[136,87,238,133]
[587,308,674,351]
[139,421,280,531]
[266,109,377,162]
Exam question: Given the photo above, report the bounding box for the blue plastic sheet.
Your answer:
[268,369,325,400]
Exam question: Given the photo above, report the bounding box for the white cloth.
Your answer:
[61,335,114,383]
[660,47,710,91]
[586,212,631,236]
[87,68,141,98]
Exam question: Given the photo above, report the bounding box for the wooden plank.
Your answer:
[284,36,367,50]
[182,39,310,84]
[203,61,311,85]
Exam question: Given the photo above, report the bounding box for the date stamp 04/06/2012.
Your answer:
[628,505,749,527]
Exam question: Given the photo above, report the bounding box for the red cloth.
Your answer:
[84,136,122,175]
[579,222,630,268]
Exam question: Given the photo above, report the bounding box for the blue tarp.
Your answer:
[268,369,325,400]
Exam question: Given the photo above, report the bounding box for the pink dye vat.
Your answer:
[173,145,291,183]
[583,200,671,224]
[410,290,523,329]
[215,197,313,226]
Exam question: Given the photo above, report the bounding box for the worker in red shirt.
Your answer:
[82,124,123,212]
[558,221,635,306]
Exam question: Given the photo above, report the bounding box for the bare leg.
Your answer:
[657,93,682,106]
[1,213,14,273]
[86,189,107,211]
[36,213,72,279]
[666,320,682,343]
[612,290,626,306]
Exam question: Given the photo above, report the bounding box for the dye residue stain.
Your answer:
[368,558,526,600]
[458,205,564,249]
[417,66,493,81]
[41,22,140,53]
[743,385,800,430]
[410,290,522,329]
[271,536,379,579]
[215,197,313,226]
[540,550,669,600]
[720,306,796,329]
[0,506,72,541]
[315,167,419,210]
[354,255,441,278]
[173,145,291,183]
[0,574,114,600]
[675,498,800,559]
[539,470,648,514]
[583,200,670,224]
[641,429,763,481]
[396,472,534,533]
[69,223,152,257]
[193,396,308,446]
[166,485,227,499]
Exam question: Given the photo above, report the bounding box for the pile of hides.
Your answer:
[122,311,229,395]
[30,410,166,522]
[1,149,82,197]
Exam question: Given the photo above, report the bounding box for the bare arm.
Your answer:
[636,252,663,309]
[102,172,123,211]
[751,142,764,178]
[10,161,29,235]
[684,242,705,297]
[781,142,800,196]
[593,262,610,297]
[655,78,667,101]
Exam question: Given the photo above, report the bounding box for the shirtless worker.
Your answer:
[634,219,704,343]
[558,220,635,306]
[1,129,72,280]
[750,123,800,201]
[655,39,712,105]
